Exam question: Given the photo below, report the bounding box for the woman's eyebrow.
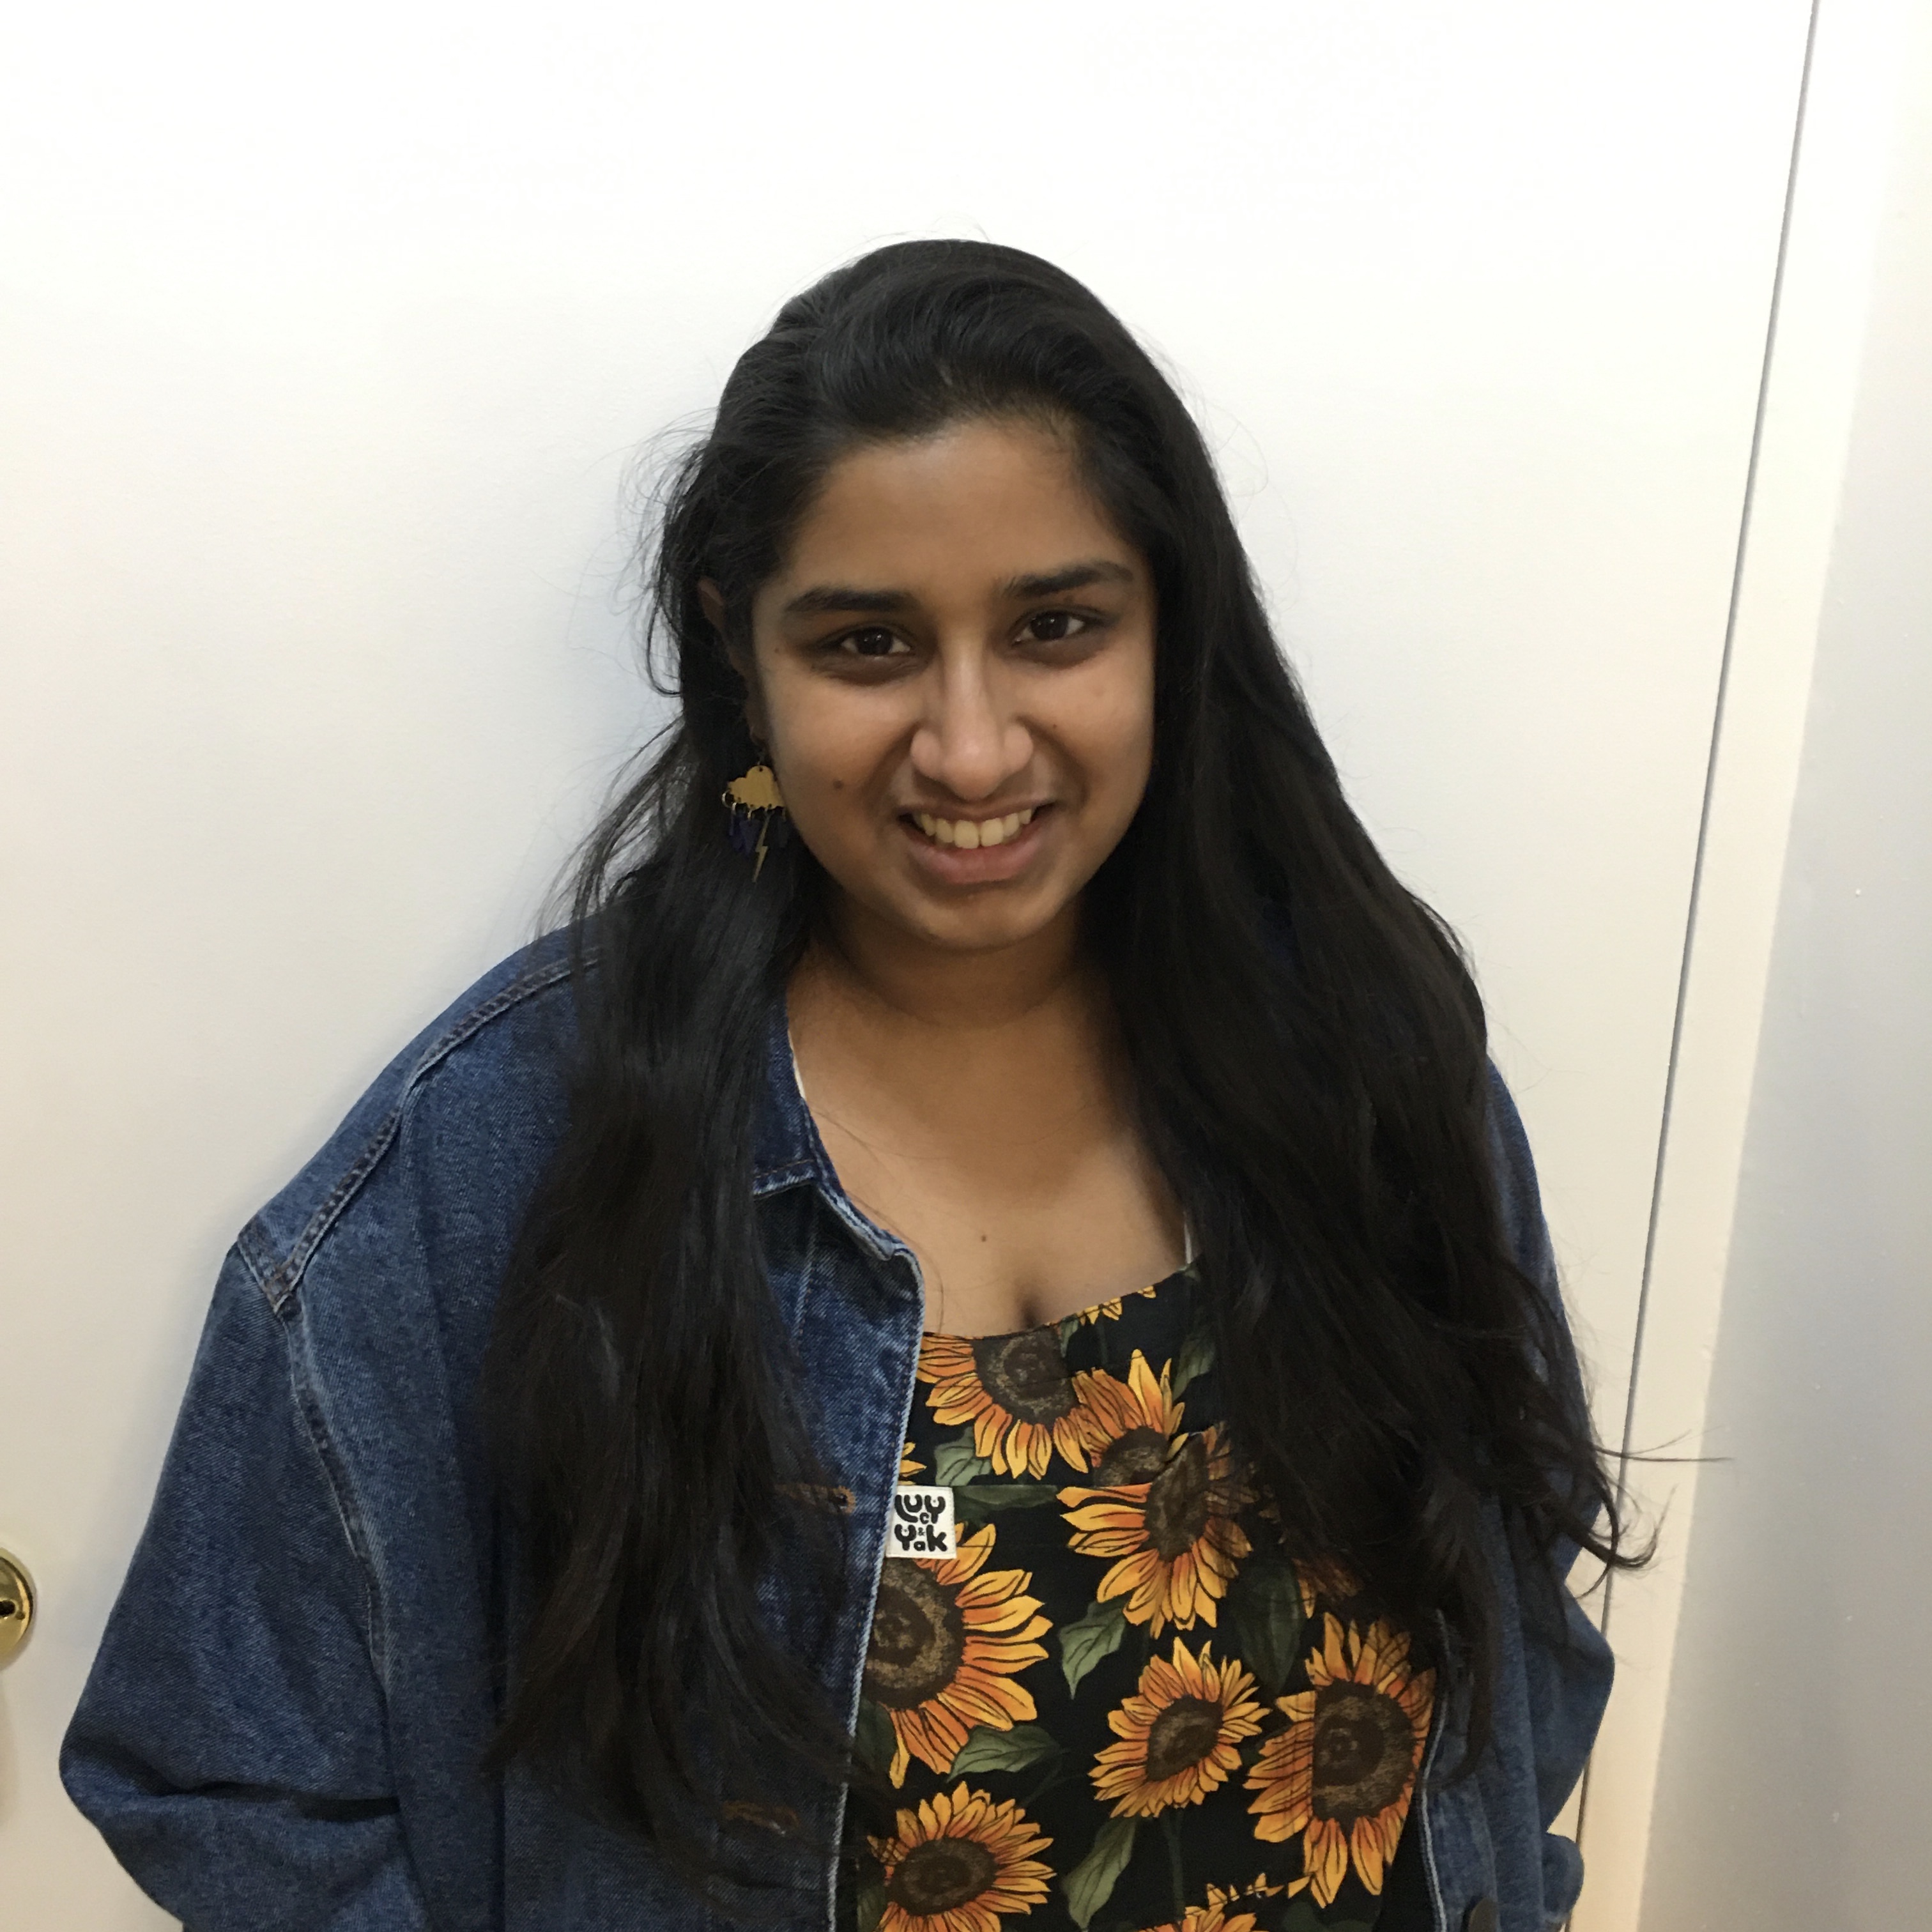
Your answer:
[780,583,913,617]
[779,557,1133,618]
[1002,558,1134,598]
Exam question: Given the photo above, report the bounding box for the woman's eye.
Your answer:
[1023,610,1089,644]
[836,627,908,659]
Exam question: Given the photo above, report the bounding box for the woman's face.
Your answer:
[727,416,1158,958]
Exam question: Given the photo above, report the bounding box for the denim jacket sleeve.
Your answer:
[1473,1064,1616,1928]
[61,1240,433,1930]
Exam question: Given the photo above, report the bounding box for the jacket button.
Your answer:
[1464,1901,1499,1932]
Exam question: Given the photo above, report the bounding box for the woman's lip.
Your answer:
[898,804,1050,883]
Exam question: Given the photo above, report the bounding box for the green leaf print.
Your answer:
[852,1698,896,1780]
[1062,1816,1137,1929]
[948,1722,1062,1774]
[1228,1551,1306,1699]
[1172,1322,1215,1393]
[1058,1312,1083,1349]
[931,1432,993,1488]
[953,1483,1062,1521]
[850,1882,887,1932]
[1058,1597,1130,1697]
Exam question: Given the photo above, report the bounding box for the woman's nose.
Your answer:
[908,652,1032,802]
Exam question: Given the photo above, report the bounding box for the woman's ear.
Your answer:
[700,578,770,744]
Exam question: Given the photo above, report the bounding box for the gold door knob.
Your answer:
[0,1549,34,1666]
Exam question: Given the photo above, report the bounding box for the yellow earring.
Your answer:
[723,762,788,878]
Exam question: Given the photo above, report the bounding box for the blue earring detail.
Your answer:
[723,762,789,878]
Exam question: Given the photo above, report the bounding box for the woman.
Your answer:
[65,241,1630,1932]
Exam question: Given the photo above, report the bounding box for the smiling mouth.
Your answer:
[907,806,1040,850]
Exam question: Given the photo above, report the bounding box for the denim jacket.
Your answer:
[63,937,1612,1932]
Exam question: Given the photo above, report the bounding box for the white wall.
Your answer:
[0,1,1822,1919]
[1636,11,1932,1923]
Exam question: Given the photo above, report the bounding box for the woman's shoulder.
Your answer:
[236,931,581,1319]
[1481,1060,1553,1291]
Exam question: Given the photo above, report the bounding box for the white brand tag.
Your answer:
[887,1485,956,1558]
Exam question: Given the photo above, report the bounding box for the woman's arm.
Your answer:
[63,1243,433,1931]
[1483,1065,1616,1910]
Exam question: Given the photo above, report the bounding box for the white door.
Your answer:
[0,3,1820,1920]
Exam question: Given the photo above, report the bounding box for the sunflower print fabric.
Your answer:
[839,1271,1436,1932]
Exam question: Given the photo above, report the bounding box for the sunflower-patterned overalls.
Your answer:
[838,1268,1436,1932]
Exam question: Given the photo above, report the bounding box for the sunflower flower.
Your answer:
[863,1523,1050,1786]
[1067,1349,1184,1486]
[1245,1614,1435,1903]
[1059,1355,1252,1634]
[868,1784,1054,1932]
[1091,1636,1265,1817]
[919,1328,1110,1476]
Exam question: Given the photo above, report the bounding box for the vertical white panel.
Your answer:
[1634,9,1932,1912]
[1575,0,1921,1924]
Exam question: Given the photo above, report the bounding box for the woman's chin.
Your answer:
[831,874,1073,959]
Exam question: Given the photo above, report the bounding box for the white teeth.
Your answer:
[914,807,1040,847]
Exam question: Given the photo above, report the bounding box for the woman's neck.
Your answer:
[804,889,1092,1035]
[786,891,1182,1335]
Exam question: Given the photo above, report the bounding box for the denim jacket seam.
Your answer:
[752,1160,820,1197]
[1416,1726,1449,1932]
[232,1222,279,1297]
[229,1223,369,1605]
[257,956,576,1313]
[276,1296,392,1686]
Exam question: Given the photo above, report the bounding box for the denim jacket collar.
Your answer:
[751,999,823,1197]
[750,998,919,1292]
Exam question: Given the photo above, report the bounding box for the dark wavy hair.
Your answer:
[484,238,1634,1894]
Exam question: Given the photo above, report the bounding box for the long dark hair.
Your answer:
[484,238,1634,1889]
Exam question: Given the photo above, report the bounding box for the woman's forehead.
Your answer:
[766,420,1142,617]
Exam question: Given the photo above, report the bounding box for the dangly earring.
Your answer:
[723,759,789,879]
